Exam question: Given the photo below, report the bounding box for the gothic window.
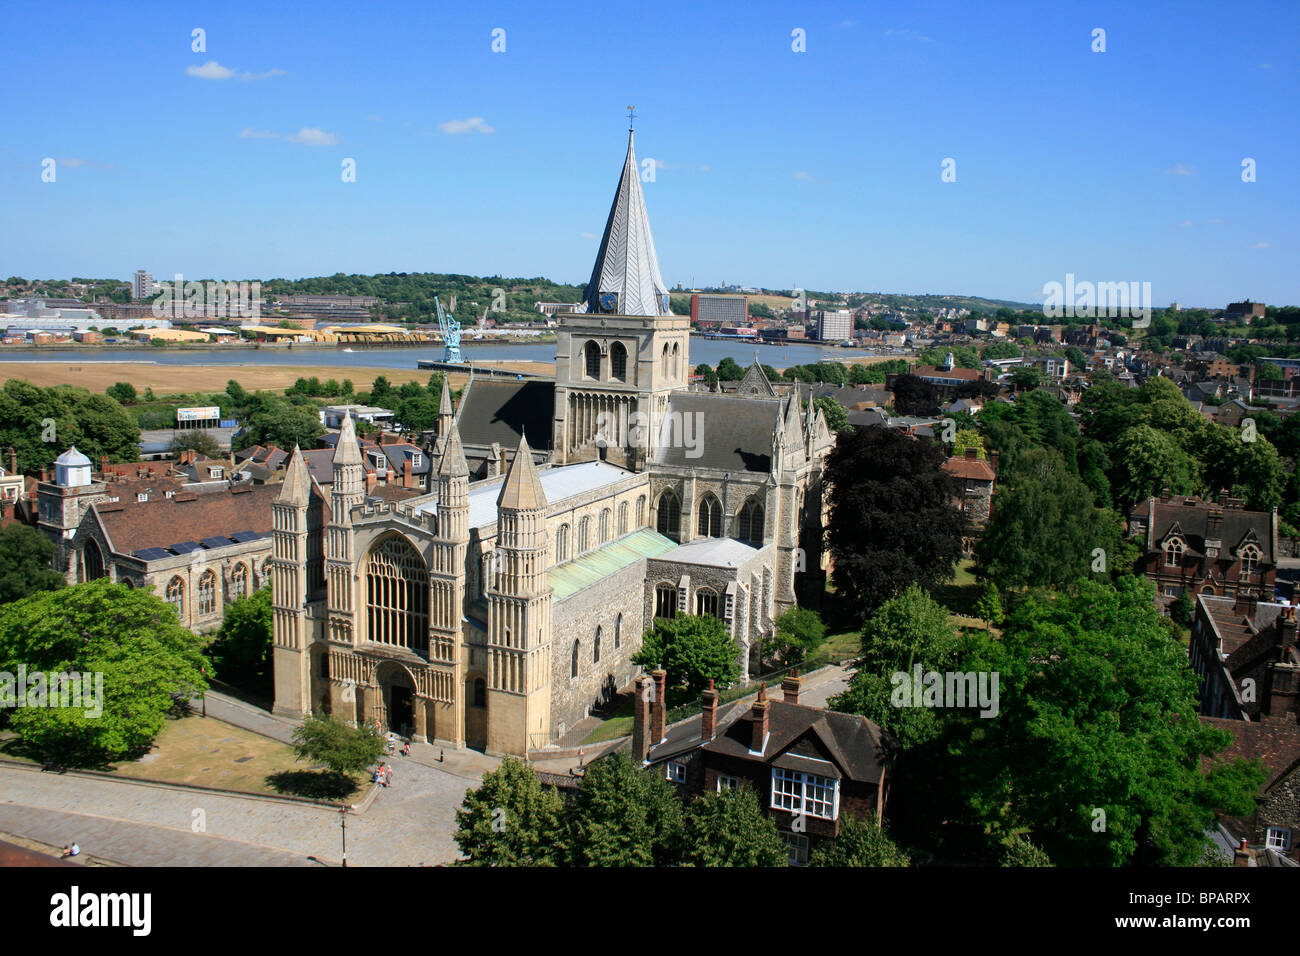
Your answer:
[231,563,248,600]
[556,524,570,564]
[697,493,722,538]
[585,340,601,379]
[571,640,581,679]
[696,588,720,618]
[1165,538,1183,567]
[671,342,680,379]
[737,496,764,543]
[656,490,681,539]
[1241,544,1261,575]
[166,576,184,618]
[611,342,628,381]
[655,583,678,620]
[615,613,622,648]
[83,539,105,582]
[636,495,646,528]
[599,508,612,544]
[594,626,602,664]
[618,501,629,536]
[366,535,430,653]
[198,570,217,616]
[579,516,591,554]
[662,343,671,376]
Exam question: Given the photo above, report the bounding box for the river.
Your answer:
[0,339,887,371]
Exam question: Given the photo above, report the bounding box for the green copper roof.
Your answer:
[549,528,677,602]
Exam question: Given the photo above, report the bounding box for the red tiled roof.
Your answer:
[1203,716,1300,790]
[96,484,279,555]
[942,457,996,481]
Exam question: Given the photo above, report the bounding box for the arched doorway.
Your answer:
[376,661,416,736]
[83,539,105,581]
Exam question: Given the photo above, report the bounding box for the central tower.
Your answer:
[553,126,690,470]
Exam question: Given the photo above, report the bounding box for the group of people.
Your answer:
[373,763,393,788]
[373,730,413,788]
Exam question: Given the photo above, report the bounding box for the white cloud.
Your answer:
[187,60,235,80]
[239,127,280,139]
[439,117,495,135]
[287,127,340,146]
[1249,241,1270,249]
[1162,163,1196,176]
[580,232,598,240]
[794,170,813,181]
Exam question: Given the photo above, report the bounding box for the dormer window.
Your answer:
[1240,545,1260,575]
[412,454,421,468]
[1164,538,1183,567]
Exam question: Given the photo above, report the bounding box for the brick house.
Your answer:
[1189,595,1299,721]
[629,670,896,865]
[1129,494,1277,610]
[1202,716,1300,863]
[942,448,998,553]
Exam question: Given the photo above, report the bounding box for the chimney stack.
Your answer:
[1208,509,1223,536]
[403,458,413,488]
[1233,838,1253,867]
[651,670,667,743]
[964,446,977,460]
[632,676,653,761]
[701,679,718,741]
[782,669,802,705]
[750,684,770,753]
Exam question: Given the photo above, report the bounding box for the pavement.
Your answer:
[0,667,856,867]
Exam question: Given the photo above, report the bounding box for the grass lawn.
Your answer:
[581,698,634,745]
[110,714,370,801]
[932,559,983,620]
[803,629,861,670]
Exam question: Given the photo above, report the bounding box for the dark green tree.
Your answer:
[454,758,567,866]
[206,587,272,682]
[633,614,741,694]
[826,426,967,618]
[809,813,910,867]
[291,714,386,779]
[0,524,65,604]
[813,395,849,433]
[106,382,137,404]
[567,751,683,866]
[681,786,788,866]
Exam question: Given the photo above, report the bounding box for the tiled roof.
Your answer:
[942,457,996,481]
[1202,716,1300,790]
[96,484,279,556]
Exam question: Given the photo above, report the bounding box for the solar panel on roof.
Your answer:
[229,530,260,542]
[201,536,232,549]
[134,547,172,561]
[169,541,203,554]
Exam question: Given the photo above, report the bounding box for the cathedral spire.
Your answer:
[279,444,311,507]
[438,418,470,479]
[333,411,362,466]
[583,128,671,317]
[497,434,547,511]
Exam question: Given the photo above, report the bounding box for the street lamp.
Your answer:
[339,805,349,868]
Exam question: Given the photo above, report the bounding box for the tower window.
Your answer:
[584,340,601,379]
[611,342,628,381]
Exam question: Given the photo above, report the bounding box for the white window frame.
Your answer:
[771,767,840,820]
[717,774,740,793]
[666,761,686,784]
[136,492,148,502]
[1267,827,1292,851]
[780,831,809,867]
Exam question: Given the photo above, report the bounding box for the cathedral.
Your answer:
[271,128,835,756]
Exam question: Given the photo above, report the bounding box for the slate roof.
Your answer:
[702,698,893,785]
[1149,498,1275,563]
[655,392,780,473]
[456,379,554,451]
[95,484,279,557]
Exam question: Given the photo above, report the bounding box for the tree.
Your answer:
[1169,591,1195,628]
[890,374,939,416]
[831,584,963,750]
[170,430,222,459]
[681,786,788,866]
[951,427,985,459]
[106,382,137,404]
[1111,424,1199,506]
[769,606,827,664]
[0,524,65,604]
[0,580,207,765]
[206,587,272,682]
[242,399,324,450]
[694,363,718,386]
[826,427,968,619]
[1001,836,1053,867]
[716,357,745,381]
[454,758,567,866]
[633,615,741,694]
[974,581,1004,626]
[370,375,393,404]
[1010,366,1044,392]
[809,813,910,866]
[567,751,683,866]
[0,380,140,475]
[291,714,385,779]
[952,577,1264,865]
[980,342,1021,361]
[813,395,849,433]
[976,448,1122,592]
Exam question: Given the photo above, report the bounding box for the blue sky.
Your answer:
[3,0,1296,307]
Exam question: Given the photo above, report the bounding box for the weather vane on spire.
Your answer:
[627,105,636,129]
